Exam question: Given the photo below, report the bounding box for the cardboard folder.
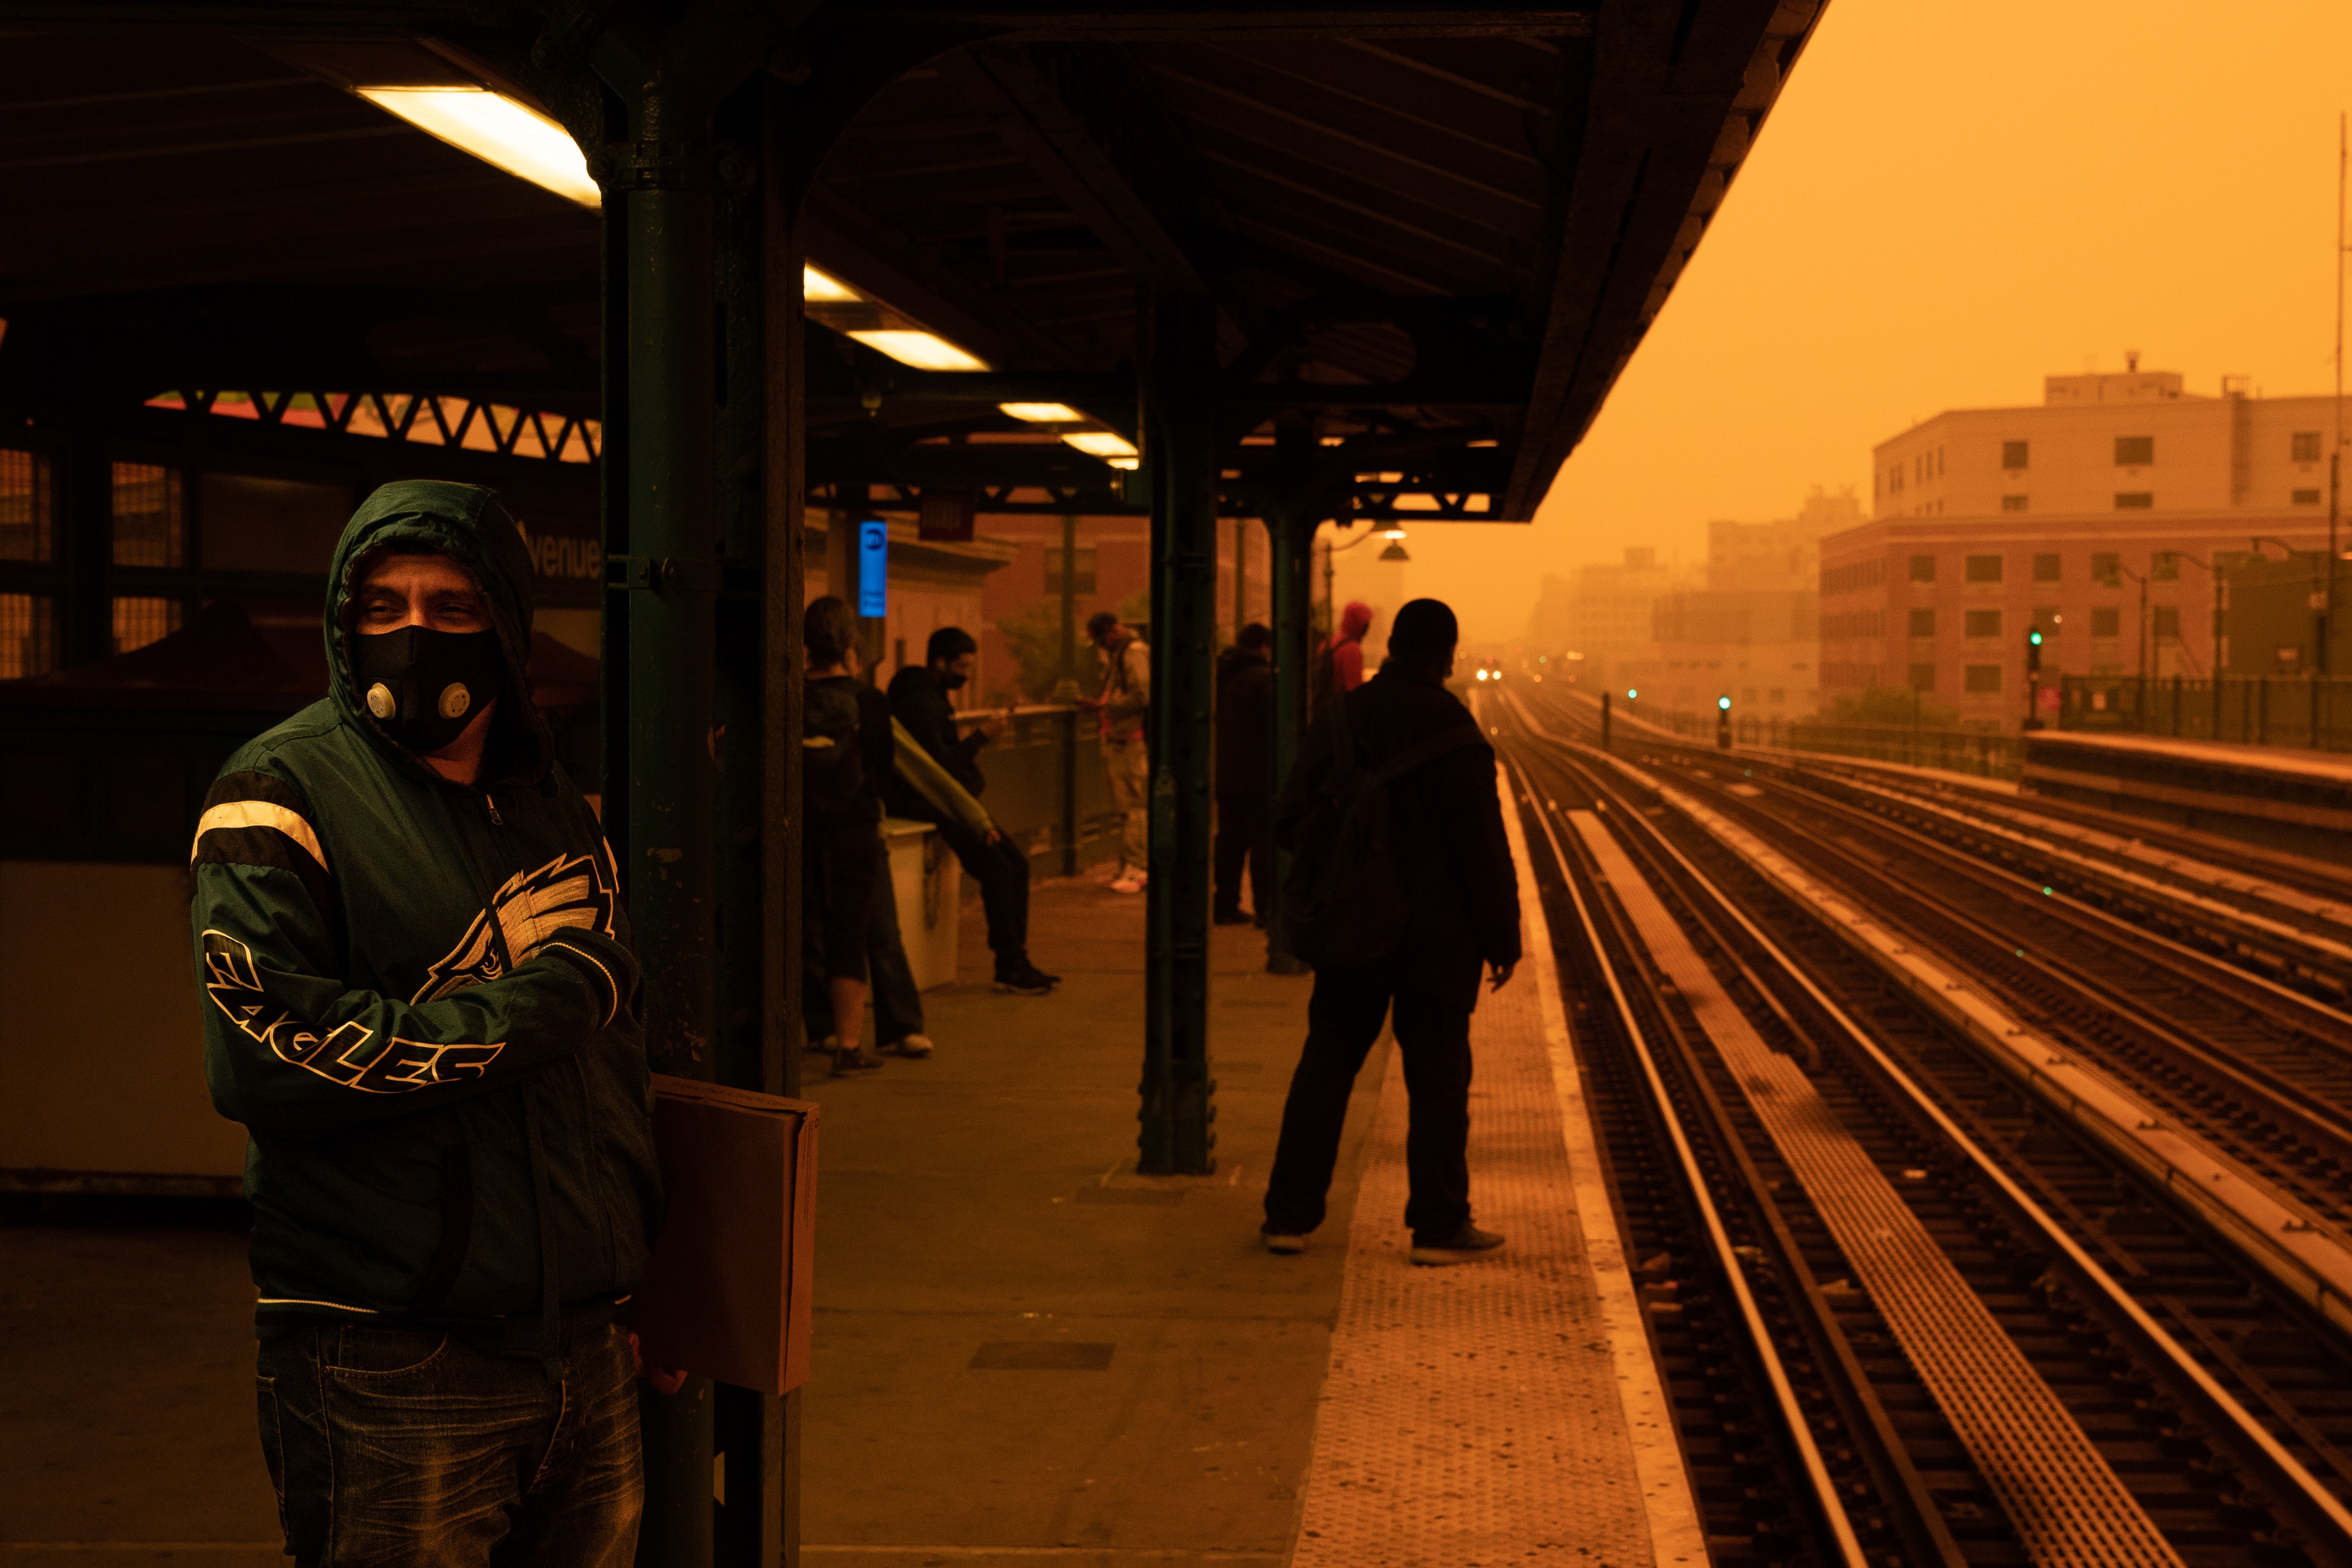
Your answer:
[619,1074,819,1396]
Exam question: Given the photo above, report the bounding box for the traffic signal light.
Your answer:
[1716,694,1732,748]
[2026,627,2043,677]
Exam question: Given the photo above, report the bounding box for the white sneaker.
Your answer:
[1109,869,1147,893]
[890,1034,935,1059]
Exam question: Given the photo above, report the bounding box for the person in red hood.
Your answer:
[1314,600,1375,711]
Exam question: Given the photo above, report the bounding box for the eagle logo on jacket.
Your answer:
[414,849,620,1003]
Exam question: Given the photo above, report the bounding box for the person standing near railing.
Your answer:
[886,627,1061,996]
[1214,622,1276,926]
[1079,610,1152,893]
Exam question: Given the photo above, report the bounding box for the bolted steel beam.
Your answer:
[1138,291,1218,1174]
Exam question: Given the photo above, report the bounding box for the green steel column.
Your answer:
[707,77,801,1568]
[1262,493,1314,978]
[1140,293,1218,1175]
[626,155,722,1568]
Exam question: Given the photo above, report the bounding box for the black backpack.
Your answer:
[803,679,866,823]
[1280,689,1489,969]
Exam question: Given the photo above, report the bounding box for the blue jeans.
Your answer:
[255,1321,641,1567]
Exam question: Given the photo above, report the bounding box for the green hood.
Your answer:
[324,480,556,784]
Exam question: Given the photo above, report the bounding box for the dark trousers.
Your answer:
[1213,792,1273,918]
[1263,965,1473,1238]
[805,854,925,1046]
[255,1321,640,1568]
[933,812,1031,961]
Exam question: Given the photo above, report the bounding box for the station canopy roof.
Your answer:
[0,1,1820,522]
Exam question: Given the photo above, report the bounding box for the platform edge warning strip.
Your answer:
[1283,761,1668,1567]
[1573,813,2185,1568]
[1499,758,1707,1565]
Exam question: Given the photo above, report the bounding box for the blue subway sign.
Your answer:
[858,520,888,618]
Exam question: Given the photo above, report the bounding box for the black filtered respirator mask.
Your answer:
[350,626,504,753]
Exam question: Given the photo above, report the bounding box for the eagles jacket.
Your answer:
[191,480,660,1346]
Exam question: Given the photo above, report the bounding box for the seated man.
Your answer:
[191,480,663,1565]
[885,626,1059,995]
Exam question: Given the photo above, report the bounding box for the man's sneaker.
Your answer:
[1409,1223,1505,1266]
[994,964,1057,996]
[807,1034,840,1056]
[1108,868,1148,893]
[888,1034,935,1059]
[831,1044,887,1077]
[1262,1230,1306,1256]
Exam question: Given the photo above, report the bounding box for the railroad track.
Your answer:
[1483,690,2352,1568]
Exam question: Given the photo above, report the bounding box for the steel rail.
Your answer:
[1711,769,2352,1182]
[1524,718,2352,1547]
[1502,754,1872,1568]
[1548,682,2352,1040]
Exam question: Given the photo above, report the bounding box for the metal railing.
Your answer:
[1615,704,2025,781]
[954,703,1127,876]
[1769,719,2022,780]
[2058,673,2352,752]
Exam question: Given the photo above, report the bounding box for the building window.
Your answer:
[111,596,183,654]
[1908,608,1936,637]
[2294,489,2323,506]
[1767,688,1785,704]
[2114,435,2154,466]
[2092,551,2121,587]
[2114,493,2153,510]
[2002,439,2029,470]
[2153,605,2182,640]
[2092,606,2122,637]
[1964,554,2003,583]
[1909,662,1935,692]
[1908,554,1936,583]
[1043,545,1097,595]
[0,592,57,678]
[0,448,56,562]
[111,462,186,568]
[1963,664,2002,694]
[2151,551,2179,581]
[1963,609,2003,639]
[2293,431,2322,462]
[2033,553,2060,582]
[2002,494,2029,512]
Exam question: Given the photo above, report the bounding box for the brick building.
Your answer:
[1820,367,2345,730]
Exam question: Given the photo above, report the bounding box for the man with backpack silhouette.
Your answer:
[1261,598,1521,1265]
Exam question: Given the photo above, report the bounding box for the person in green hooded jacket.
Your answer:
[190,480,663,1566]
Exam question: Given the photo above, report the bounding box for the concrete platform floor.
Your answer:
[0,874,1384,1568]
[799,874,1369,1568]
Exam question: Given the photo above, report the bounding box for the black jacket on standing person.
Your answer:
[1214,644,1274,797]
[1275,660,1520,1011]
[886,664,988,804]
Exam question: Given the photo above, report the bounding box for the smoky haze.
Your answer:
[1377,0,2352,645]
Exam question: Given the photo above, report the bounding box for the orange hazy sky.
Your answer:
[1377,0,2352,644]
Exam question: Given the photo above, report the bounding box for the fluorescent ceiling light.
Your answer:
[1061,431,1139,460]
[804,266,860,303]
[1000,402,1084,423]
[359,88,599,207]
[848,330,990,372]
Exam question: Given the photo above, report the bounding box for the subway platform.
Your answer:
[0,823,1690,1568]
